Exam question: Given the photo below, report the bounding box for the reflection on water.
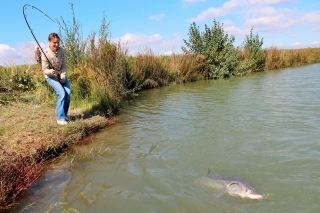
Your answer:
[15,64,320,213]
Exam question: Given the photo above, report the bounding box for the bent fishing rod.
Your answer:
[22,4,64,69]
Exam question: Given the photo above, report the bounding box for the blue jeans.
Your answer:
[46,77,72,120]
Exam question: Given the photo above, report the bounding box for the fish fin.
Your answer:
[213,188,227,198]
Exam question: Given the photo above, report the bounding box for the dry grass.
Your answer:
[265,47,320,70]
[0,101,116,209]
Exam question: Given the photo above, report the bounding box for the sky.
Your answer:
[1,0,320,66]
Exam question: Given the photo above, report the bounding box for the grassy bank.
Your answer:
[0,100,117,210]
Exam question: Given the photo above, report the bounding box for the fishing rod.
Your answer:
[23,4,65,117]
[22,4,64,68]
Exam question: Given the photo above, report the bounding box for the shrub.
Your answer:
[182,19,240,79]
[242,27,266,72]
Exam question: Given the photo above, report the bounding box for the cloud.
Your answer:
[292,42,301,46]
[188,0,244,22]
[247,0,296,6]
[0,42,46,66]
[118,33,162,47]
[163,50,173,55]
[188,0,299,23]
[244,8,298,33]
[0,44,21,66]
[301,11,320,32]
[182,0,206,5]
[188,0,319,38]
[224,25,248,36]
[149,14,166,21]
[302,11,320,23]
[311,41,320,44]
[114,33,183,55]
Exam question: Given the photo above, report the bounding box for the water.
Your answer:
[15,64,320,213]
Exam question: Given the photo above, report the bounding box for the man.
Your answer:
[35,47,41,64]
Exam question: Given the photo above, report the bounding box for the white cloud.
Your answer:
[292,42,301,46]
[188,0,244,22]
[301,11,320,32]
[188,0,299,25]
[0,44,21,66]
[311,41,320,44]
[0,42,46,66]
[163,50,173,55]
[302,11,320,23]
[149,14,166,21]
[188,0,318,37]
[114,33,183,55]
[244,8,298,33]
[182,0,206,5]
[118,33,162,47]
[248,0,296,7]
[224,25,248,36]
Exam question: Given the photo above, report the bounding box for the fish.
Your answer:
[204,169,263,200]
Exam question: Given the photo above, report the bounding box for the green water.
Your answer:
[15,64,320,213]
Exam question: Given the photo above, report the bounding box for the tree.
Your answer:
[242,27,266,72]
[182,19,240,79]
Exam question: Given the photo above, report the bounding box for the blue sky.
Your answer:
[1,0,320,65]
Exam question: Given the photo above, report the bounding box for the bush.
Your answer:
[0,65,39,104]
[182,19,241,79]
[242,27,266,72]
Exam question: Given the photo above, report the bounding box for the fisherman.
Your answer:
[42,33,71,125]
[35,46,41,64]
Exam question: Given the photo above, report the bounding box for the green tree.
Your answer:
[182,19,241,78]
[242,27,266,72]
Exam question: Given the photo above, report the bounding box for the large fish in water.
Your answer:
[203,169,263,200]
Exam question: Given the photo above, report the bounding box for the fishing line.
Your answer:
[22,4,64,68]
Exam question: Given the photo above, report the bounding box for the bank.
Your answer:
[0,101,117,210]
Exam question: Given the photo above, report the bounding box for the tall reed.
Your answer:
[129,48,169,90]
[265,47,320,70]
[71,15,129,116]
[160,54,205,83]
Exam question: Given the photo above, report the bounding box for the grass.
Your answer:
[265,47,320,70]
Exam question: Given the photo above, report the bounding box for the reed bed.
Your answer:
[265,46,320,70]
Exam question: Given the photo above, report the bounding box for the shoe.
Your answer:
[57,120,68,125]
[65,116,70,121]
